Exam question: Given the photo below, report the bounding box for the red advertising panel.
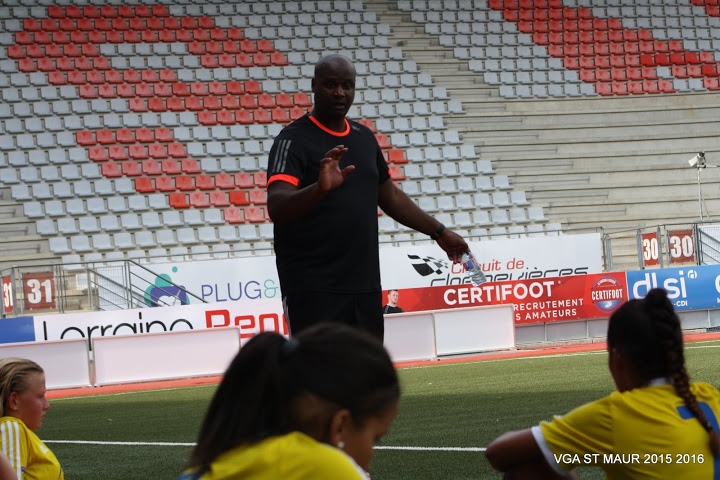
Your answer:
[23,272,56,311]
[668,229,695,264]
[385,272,628,324]
[641,232,660,267]
[2,276,14,315]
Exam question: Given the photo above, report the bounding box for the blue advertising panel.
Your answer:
[626,265,720,311]
[0,316,36,344]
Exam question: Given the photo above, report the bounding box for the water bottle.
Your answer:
[462,251,487,287]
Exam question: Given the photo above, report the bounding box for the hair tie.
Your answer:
[280,338,299,359]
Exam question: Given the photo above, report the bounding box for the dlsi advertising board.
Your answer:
[626,264,720,311]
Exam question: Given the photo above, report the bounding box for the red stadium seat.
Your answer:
[229,191,249,205]
[595,83,612,96]
[289,107,306,120]
[169,193,190,209]
[155,176,175,191]
[579,69,595,82]
[101,162,121,177]
[218,111,235,125]
[168,143,187,158]
[271,108,290,123]
[245,81,262,94]
[293,93,312,106]
[235,173,253,188]
[387,149,408,164]
[189,192,210,208]
[109,146,129,161]
[162,160,181,174]
[89,147,108,162]
[258,94,275,108]
[209,191,230,206]
[240,95,258,109]
[135,177,155,193]
[627,81,643,95]
[129,145,149,160]
[703,78,720,90]
[195,175,214,190]
[235,110,253,124]
[181,158,201,173]
[244,207,266,223]
[270,52,288,65]
[175,176,194,191]
[253,172,267,187]
[224,207,245,223]
[215,174,234,189]
[122,161,142,177]
[149,144,168,158]
[142,160,161,175]
[249,189,267,204]
[96,130,114,144]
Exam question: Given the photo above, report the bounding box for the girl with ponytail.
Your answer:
[486,288,720,479]
[178,323,400,480]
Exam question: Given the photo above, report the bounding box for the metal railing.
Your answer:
[602,219,720,272]
[4,221,718,318]
[1,259,206,317]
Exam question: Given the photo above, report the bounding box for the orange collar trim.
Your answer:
[309,115,350,137]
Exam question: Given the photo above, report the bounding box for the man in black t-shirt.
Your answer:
[267,54,468,340]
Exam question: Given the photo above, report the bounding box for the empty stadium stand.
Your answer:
[0,0,718,271]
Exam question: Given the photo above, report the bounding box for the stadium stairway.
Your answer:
[381,0,720,255]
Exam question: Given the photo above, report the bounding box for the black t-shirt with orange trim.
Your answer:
[267,114,390,295]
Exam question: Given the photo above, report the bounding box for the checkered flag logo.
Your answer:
[407,254,449,277]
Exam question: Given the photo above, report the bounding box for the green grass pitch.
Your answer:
[40,339,720,479]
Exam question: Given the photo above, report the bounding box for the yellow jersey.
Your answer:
[178,431,367,480]
[532,380,720,479]
[0,416,64,480]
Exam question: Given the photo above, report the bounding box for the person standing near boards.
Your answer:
[267,53,469,340]
[382,290,404,314]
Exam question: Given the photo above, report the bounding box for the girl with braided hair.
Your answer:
[486,288,720,479]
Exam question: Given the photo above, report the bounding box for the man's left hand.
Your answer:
[436,229,468,263]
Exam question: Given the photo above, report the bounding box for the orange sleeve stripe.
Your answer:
[267,173,300,187]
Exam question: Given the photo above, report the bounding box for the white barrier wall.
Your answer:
[384,312,437,362]
[0,338,91,389]
[434,305,515,356]
[384,304,515,362]
[1,303,516,389]
[92,327,240,386]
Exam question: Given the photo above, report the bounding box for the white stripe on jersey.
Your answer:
[1,421,22,480]
[13,421,20,480]
[272,138,291,173]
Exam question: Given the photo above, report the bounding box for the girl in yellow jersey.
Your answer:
[178,323,400,480]
[0,358,64,480]
[486,288,720,479]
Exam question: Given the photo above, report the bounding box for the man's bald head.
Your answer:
[314,54,356,80]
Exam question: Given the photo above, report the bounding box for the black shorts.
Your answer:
[283,291,384,340]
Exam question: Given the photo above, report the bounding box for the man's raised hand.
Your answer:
[318,145,354,193]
